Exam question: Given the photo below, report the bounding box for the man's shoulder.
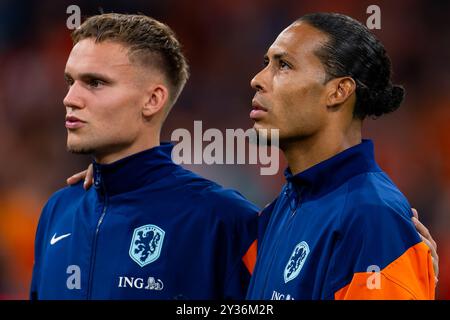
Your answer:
[172,167,259,217]
[338,171,420,248]
[36,182,88,232]
[345,170,412,220]
[44,181,88,210]
[193,182,260,218]
[335,172,421,273]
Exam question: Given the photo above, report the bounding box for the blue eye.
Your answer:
[88,79,104,88]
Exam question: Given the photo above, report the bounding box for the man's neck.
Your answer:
[282,125,362,176]
[95,133,161,165]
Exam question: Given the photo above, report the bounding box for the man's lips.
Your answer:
[250,100,268,120]
[65,116,86,129]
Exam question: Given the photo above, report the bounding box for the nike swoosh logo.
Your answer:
[50,233,71,245]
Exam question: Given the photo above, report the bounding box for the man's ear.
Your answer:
[325,77,356,108]
[142,85,169,118]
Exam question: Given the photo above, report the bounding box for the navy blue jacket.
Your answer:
[31,144,258,300]
[247,140,434,300]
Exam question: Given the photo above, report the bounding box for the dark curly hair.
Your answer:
[298,13,404,119]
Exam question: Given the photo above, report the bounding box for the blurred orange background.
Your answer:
[0,0,449,299]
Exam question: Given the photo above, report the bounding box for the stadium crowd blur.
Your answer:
[0,0,449,299]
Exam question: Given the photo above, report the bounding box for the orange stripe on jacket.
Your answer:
[242,240,257,275]
[335,242,435,300]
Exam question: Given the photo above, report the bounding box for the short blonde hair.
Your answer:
[72,13,190,104]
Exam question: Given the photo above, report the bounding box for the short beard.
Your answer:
[67,146,94,155]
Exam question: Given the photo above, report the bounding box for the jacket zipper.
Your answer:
[87,198,108,299]
[261,189,302,298]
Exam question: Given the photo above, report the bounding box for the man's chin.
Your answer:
[253,121,266,131]
[66,145,93,155]
[253,123,274,134]
[253,125,281,147]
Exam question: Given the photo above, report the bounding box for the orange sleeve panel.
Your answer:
[242,240,258,275]
[335,242,435,300]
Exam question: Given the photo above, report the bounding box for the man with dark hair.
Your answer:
[246,12,435,300]
[30,13,258,300]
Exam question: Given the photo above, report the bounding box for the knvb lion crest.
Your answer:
[284,241,310,283]
[129,224,165,267]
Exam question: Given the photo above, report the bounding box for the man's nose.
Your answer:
[63,82,85,109]
[250,68,267,92]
